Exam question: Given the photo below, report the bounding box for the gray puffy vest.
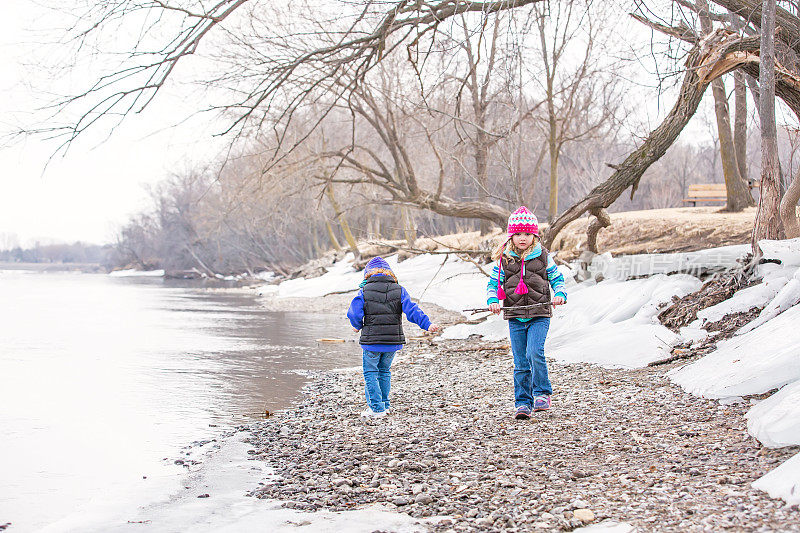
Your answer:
[502,249,552,319]
[359,277,406,345]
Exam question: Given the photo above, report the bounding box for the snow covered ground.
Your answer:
[261,238,800,505]
[45,435,430,533]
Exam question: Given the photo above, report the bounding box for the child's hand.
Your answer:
[352,327,360,332]
[488,303,503,315]
[428,324,441,333]
[552,296,566,306]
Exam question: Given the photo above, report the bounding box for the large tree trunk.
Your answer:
[734,71,748,182]
[731,12,749,184]
[710,77,755,211]
[475,131,491,235]
[325,183,360,258]
[546,84,559,223]
[543,45,711,249]
[400,205,417,245]
[697,0,754,211]
[753,0,782,251]
[325,220,342,251]
[547,120,559,223]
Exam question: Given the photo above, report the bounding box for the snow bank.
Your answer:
[109,269,165,277]
[760,237,800,267]
[588,245,748,280]
[547,320,683,368]
[691,264,795,326]
[752,452,800,506]
[746,380,800,448]
[444,274,701,368]
[441,315,507,342]
[544,274,700,368]
[253,270,275,281]
[262,253,481,308]
[262,252,576,316]
[737,267,800,334]
[669,304,800,399]
[269,254,363,298]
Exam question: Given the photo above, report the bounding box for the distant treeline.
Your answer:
[0,242,114,268]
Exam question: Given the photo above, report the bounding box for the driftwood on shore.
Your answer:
[657,261,755,331]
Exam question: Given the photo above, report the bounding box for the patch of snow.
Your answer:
[441,315,507,342]
[253,270,275,281]
[444,274,700,368]
[548,320,682,368]
[669,304,800,399]
[43,434,431,533]
[275,254,362,298]
[262,252,576,317]
[746,380,800,448]
[385,254,487,312]
[109,269,165,277]
[545,274,699,368]
[679,327,709,344]
[550,275,701,334]
[737,268,800,335]
[691,265,794,327]
[752,452,800,506]
[760,237,800,267]
[257,285,279,297]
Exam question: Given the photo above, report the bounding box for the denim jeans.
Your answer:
[362,350,396,412]
[508,317,552,408]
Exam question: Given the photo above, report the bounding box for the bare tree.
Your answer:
[26,0,800,258]
[533,0,620,222]
[753,0,782,249]
[694,0,755,211]
[729,14,750,184]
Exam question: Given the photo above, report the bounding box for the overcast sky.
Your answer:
[0,0,224,248]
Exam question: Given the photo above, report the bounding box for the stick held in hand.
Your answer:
[462,302,552,315]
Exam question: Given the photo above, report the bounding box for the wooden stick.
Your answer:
[462,302,552,315]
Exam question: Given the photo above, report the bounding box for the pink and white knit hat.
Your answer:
[507,206,539,236]
[496,206,539,299]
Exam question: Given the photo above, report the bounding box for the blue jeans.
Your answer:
[362,350,396,412]
[508,317,552,407]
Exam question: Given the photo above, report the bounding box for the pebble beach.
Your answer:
[242,325,800,532]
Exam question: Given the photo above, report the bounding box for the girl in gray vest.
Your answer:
[486,207,567,420]
[347,256,439,418]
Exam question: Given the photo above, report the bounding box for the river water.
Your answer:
[0,270,358,531]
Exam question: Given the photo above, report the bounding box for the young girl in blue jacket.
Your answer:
[486,207,567,420]
[347,256,439,418]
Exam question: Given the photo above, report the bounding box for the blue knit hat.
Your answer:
[361,256,397,286]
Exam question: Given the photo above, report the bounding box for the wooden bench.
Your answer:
[682,183,727,206]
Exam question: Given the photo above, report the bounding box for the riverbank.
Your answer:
[244,333,799,531]
[243,241,800,531]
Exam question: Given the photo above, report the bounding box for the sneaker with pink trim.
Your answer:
[533,396,551,412]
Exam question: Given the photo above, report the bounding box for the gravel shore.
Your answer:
[243,319,800,532]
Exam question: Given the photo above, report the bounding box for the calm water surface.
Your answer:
[0,270,357,531]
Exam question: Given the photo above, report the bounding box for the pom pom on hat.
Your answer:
[507,206,539,236]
